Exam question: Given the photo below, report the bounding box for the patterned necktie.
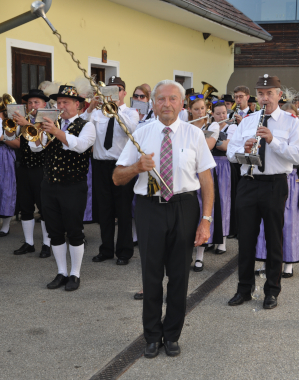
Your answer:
[160,127,173,201]
[258,115,271,173]
[104,118,115,150]
[30,117,35,124]
[239,110,245,118]
[62,119,70,131]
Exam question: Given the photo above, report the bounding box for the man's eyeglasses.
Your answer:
[133,94,146,99]
[212,100,225,104]
[234,95,245,100]
[189,94,204,101]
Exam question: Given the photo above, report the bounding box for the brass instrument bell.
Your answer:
[20,122,43,142]
[101,102,118,118]
[1,93,18,132]
[201,82,218,100]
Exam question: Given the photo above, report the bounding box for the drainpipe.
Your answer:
[0,0,52,34]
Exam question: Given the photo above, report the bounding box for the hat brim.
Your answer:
[22,94,50,102]
[49,94,85,102]
[254,85,279,89]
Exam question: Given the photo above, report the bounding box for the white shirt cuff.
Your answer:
[4,131,16,141]
[268,136,280,150]
[64,133,77,150]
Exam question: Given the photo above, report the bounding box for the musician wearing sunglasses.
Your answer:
[233,86,253,124]
[227,75,299,310]
[132,85,154,122]
[81,76,139,266]
[4,89,52,258]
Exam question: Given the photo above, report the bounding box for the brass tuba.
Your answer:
[201,82,218,100]
[1,94,18,133]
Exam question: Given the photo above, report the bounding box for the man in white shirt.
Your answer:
[227,74,299,309]
[113,80,215,358]
[81,77,139,265]
[30,85,96,291]
[233,85,253,124]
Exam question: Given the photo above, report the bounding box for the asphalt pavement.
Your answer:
[1,219,298,380]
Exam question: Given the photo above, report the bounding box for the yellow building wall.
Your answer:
[0,0,234,103]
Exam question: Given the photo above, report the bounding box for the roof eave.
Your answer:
[162,0,273,41]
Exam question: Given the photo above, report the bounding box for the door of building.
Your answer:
[91,67,105,84]
[12,47,52,104]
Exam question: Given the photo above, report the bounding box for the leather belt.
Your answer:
[250,174,286,182]
[138,191,196,203]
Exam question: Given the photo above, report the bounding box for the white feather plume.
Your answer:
[281,86,299,102]
[71,76,94,99]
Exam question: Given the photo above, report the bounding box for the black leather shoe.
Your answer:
[47,274,69,289]
[227,234,237,239]
[263,295,277,309]
[164,341,181,357]
[116,258,129,265]
[14,243,35,255]
[144,341,163,359]
[0,230,9,237]
[134,292,143,300]
[39,244,51,258]
[215,249,226,255]
[228,292,252,306]
[92,253,114,262]
[133,241,138,247]
[204,244,215,252]
[282,270,293,278]
[65,275,80,291]
[193,260,204,272]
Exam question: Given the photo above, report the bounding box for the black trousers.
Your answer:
[41,180,87,246]
[135,193,200,343]
[93,160,135,260]
[236,175,288,297]
[17,166,44,220]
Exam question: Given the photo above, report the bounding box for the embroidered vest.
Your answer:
[44,117,91,184]
[20,135,45,168]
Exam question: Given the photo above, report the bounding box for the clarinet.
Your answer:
[244,104,266,179]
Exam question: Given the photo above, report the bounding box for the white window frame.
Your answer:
[88,57,120,82]
[173,70,193,89]
[6,38,54,94]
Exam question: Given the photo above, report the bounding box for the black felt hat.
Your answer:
[49,85,85,102]
[248,96,257,103]
[22,89,50,102]
[222,94,234,102]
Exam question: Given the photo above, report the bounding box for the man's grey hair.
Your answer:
[151,80,185,103]
[256,88,281,95]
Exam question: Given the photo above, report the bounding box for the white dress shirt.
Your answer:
[179,109,189,122]
[227,106,299,175]
[221,123,237,140]
[29,114,96,153]
[116,117,216,196]
[81,104,139,160]
[205,122,220,141]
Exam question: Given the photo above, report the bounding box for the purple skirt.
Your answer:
[197,156,231,243]
[256,169,299,263]
[83,158,93,222]
[0,144,17,216]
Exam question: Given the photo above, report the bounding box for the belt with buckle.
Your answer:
[138,191,196,203]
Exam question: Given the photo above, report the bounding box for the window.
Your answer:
[12,47,52,104]
[91,67,105,83]
[173,70,193,90]
[228,0,298,22]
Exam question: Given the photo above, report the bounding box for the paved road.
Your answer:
[1,219,298,380]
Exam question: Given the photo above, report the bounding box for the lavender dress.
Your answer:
[0,142,17,217]
[256,168,299,263]
[83,158,93,222]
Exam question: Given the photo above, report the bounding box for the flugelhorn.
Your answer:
[2,93,18,132]
[40,110,64,149]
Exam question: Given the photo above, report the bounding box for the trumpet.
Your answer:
[244,104,266,180]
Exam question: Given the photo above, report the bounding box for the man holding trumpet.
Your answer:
[30,85,96,291]
[80,76,139,266]
[8,89,52,258]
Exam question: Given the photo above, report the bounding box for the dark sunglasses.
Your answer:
[212,100,225,104]
[133,94,146,99]
[189,94,204,101]
[119,87,125,92]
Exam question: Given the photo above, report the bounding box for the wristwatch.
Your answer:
[202,216,213,223]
